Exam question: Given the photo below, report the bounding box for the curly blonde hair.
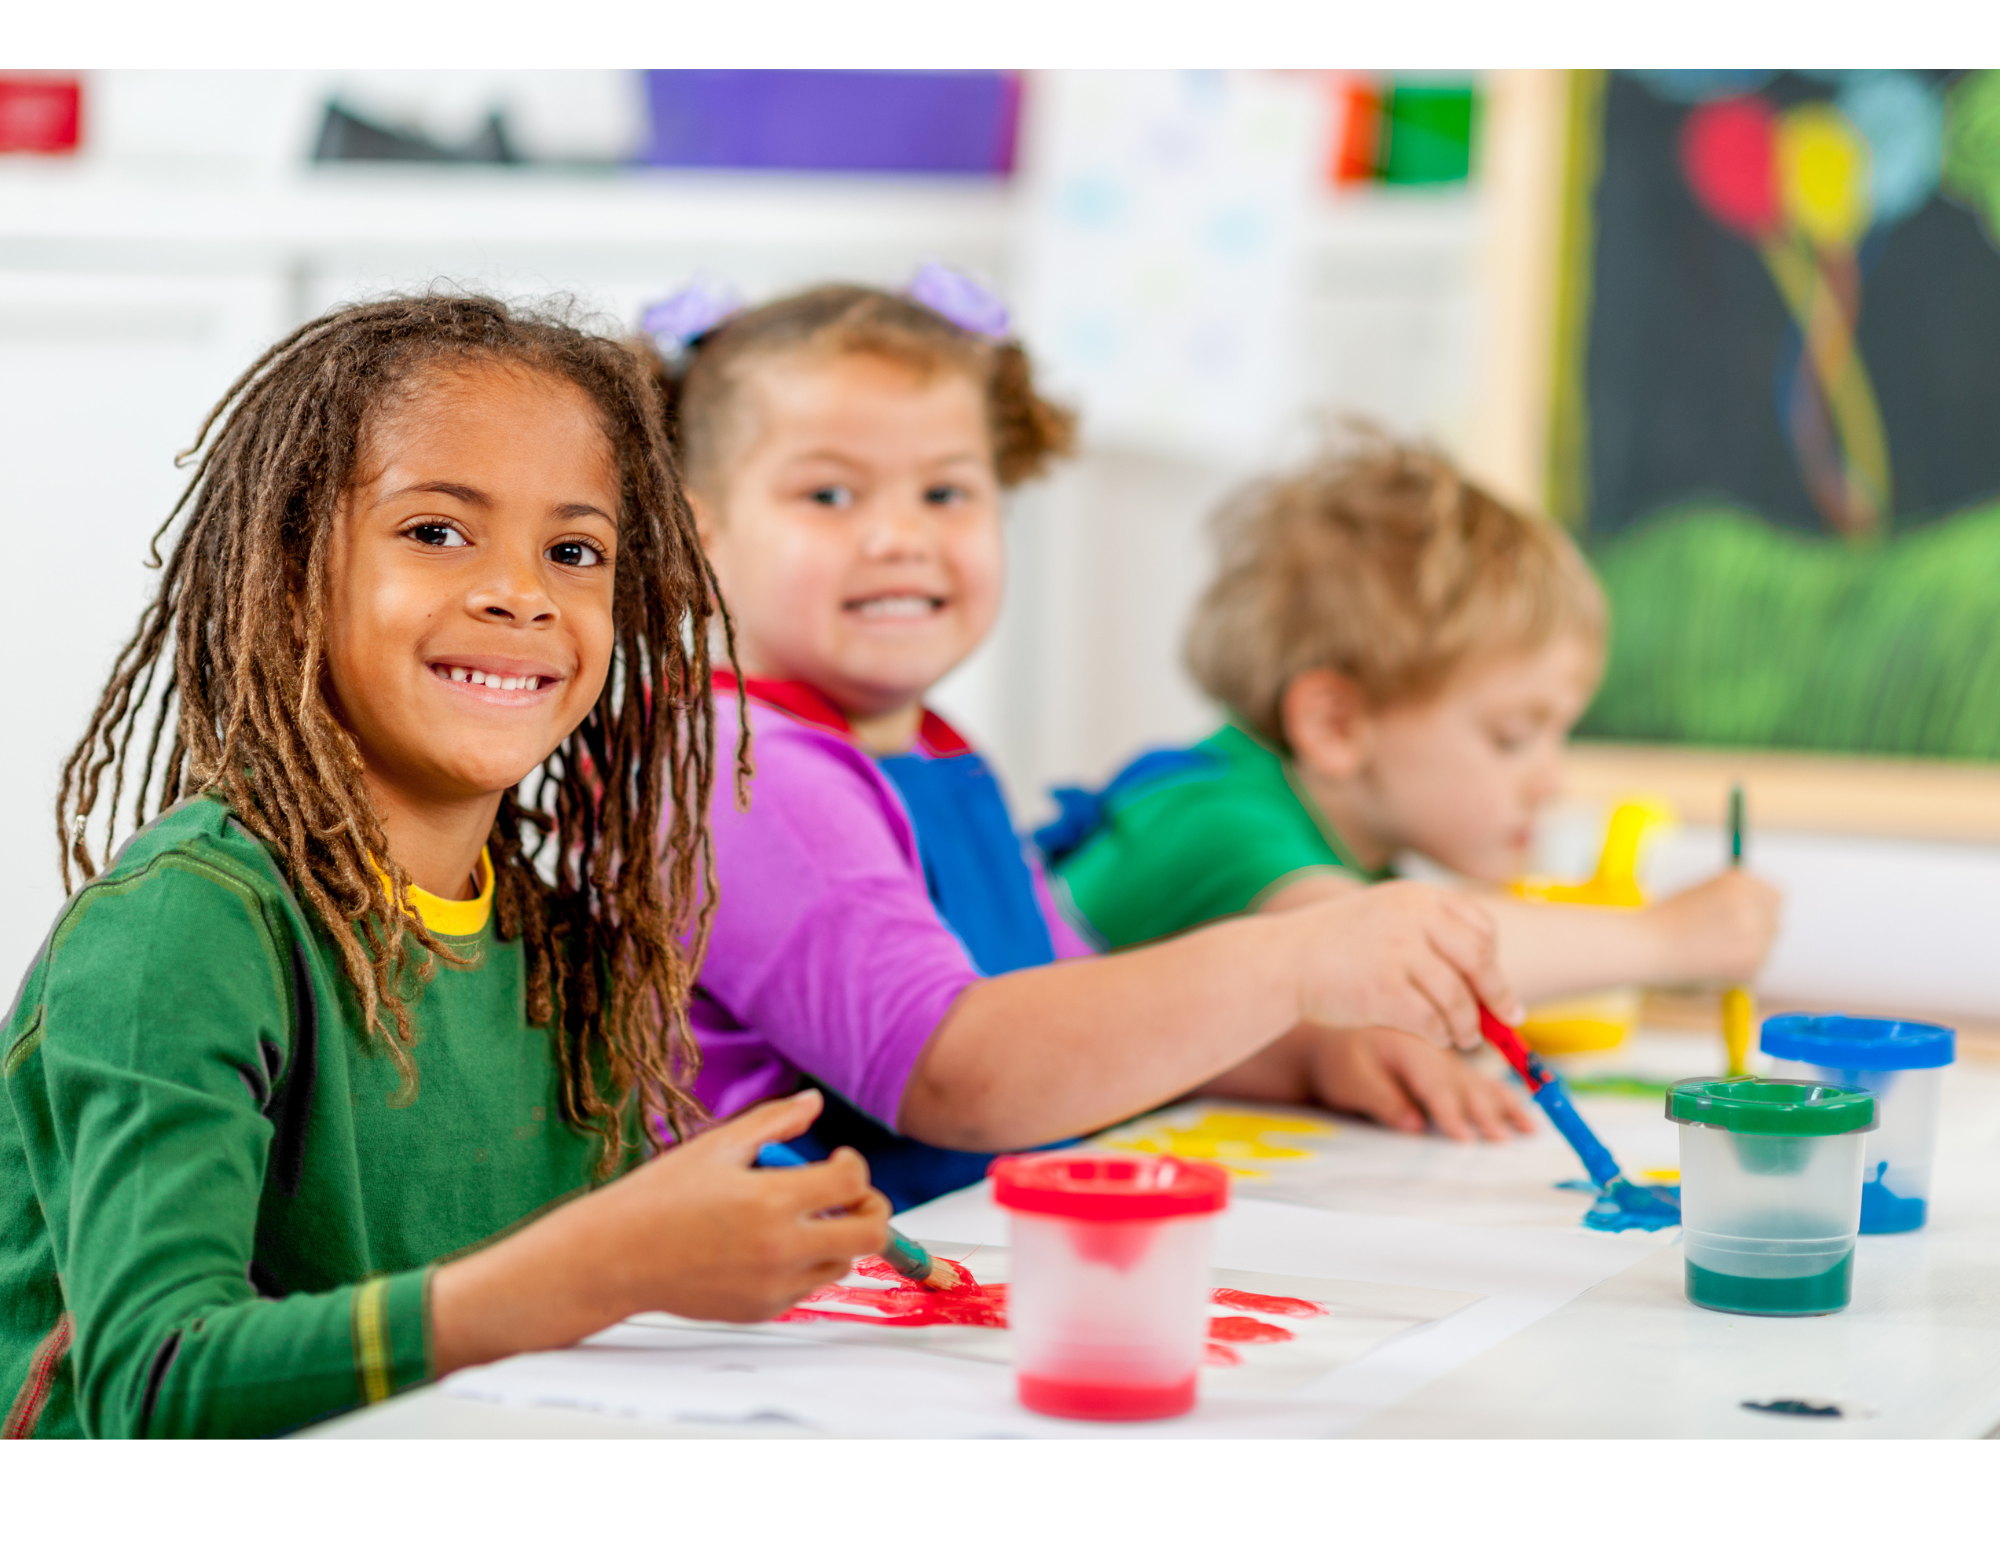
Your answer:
[648,284,1077,494]
[1187,433,1606,749]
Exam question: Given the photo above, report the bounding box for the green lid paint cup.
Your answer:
[1666,1077,1877,1316]
[1760,1015,1955,1234]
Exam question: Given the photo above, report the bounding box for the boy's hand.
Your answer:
[1285,880,1521,1051]
[1301,1025,1534,1142]
[1649,870,1783,984]
[430,1089,890,1376]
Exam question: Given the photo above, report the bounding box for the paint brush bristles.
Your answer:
[879,1233,966,1291]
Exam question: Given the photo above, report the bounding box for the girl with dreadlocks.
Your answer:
[0,295,888,1440]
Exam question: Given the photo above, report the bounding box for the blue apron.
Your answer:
[791,745,1062,1213]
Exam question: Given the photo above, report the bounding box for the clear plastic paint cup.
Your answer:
[1761,1014,1955,1234]
[989,1151,1230,1421]
[1667,1077,1877,1316]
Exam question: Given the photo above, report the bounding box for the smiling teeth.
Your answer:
[444,667,542,691]
[853,597,939,618]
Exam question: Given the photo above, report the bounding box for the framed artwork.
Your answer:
[1553,70,2000,759]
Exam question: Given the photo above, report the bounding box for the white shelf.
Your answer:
[0,163,1016,272]
[0,161,1477,276]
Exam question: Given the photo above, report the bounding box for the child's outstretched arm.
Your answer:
[1485,869,1782,999]
[1264,868,1782,1003]
[430,1089,887,1376]
[899,880,1518,1152]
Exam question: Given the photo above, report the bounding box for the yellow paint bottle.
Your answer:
[1510,799,1676,1056]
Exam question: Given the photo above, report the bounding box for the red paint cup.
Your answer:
[990,1152,1230,1421]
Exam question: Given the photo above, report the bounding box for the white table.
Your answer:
[307,1030,2000,1439]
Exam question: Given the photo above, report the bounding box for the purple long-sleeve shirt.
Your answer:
[689,693,1092,1129]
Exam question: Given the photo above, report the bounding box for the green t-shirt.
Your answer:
[1050,724,1389,950]
[0,796,609,1438]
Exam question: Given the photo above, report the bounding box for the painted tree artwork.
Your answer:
[1560,70,2000,758]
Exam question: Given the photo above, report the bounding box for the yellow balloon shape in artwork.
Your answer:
[1779,103,1873,247]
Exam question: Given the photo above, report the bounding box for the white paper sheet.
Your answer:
[637,1241,1478,1398]
[447,1239,1478,1437]
[447,1321,1390,1439]
[446,1193,1668,1438]
[897,1187,1675,1434]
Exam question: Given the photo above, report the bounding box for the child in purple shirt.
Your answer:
[654,275,1531,1211]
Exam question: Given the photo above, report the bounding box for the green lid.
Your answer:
[1665,1076,1876,1136]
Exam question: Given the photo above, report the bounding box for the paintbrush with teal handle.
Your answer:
[757,1141,966,1290]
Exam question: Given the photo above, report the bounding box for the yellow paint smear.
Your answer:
[1105,1109,1337,1178]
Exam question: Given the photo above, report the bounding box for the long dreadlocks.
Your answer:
[56,293,736,1176]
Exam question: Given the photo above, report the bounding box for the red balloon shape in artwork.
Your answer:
[1681,95,1781,240]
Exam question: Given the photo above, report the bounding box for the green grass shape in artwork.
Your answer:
[1580,499,2000,759]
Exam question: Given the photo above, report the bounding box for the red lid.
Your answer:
[988,1151,1230,1221]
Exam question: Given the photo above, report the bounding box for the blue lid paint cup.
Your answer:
[1761,1015,1955,1234]
[1666,1078,1877,1316]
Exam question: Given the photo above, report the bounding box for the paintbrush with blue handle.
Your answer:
[1479,1004,1680,1226]
[756,1141,966,1290]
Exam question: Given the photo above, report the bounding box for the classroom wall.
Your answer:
[0,71,1486,996]
[8,70,1994,1029]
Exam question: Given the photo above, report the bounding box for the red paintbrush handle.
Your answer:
[1479,1004,1549,1092]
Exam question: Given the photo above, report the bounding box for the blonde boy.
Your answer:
[1047,436,1779,1017]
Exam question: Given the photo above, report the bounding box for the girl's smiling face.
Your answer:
[694,350,1003,750]
[325,361,621,814]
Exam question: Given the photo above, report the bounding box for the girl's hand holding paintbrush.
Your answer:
[1285,880,1524,1051]
[431,1089,889,1374]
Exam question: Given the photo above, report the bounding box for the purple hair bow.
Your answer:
[906,262,1010,339]
[640,279,743,358]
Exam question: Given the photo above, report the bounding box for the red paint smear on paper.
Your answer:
[1209,1288,1327,1319]
[778,1255,1007,1329]
[777,1261,1323,1361]
[1206,1314,1296,1344]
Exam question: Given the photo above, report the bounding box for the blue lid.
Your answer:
[1760,1014,1956,1070]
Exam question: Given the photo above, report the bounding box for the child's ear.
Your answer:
[1281,669,1372,778]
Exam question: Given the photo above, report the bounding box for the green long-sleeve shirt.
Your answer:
[1,796,608,1438]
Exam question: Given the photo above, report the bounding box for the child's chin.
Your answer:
[848,639,972,693]
[443,750,561,798]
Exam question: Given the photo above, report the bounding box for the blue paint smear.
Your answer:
[1584,1179,1682,1233]
[1860,1161,1926,1233]
[1554,1177,1683,1232]
[1526,1075,1681,1230]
